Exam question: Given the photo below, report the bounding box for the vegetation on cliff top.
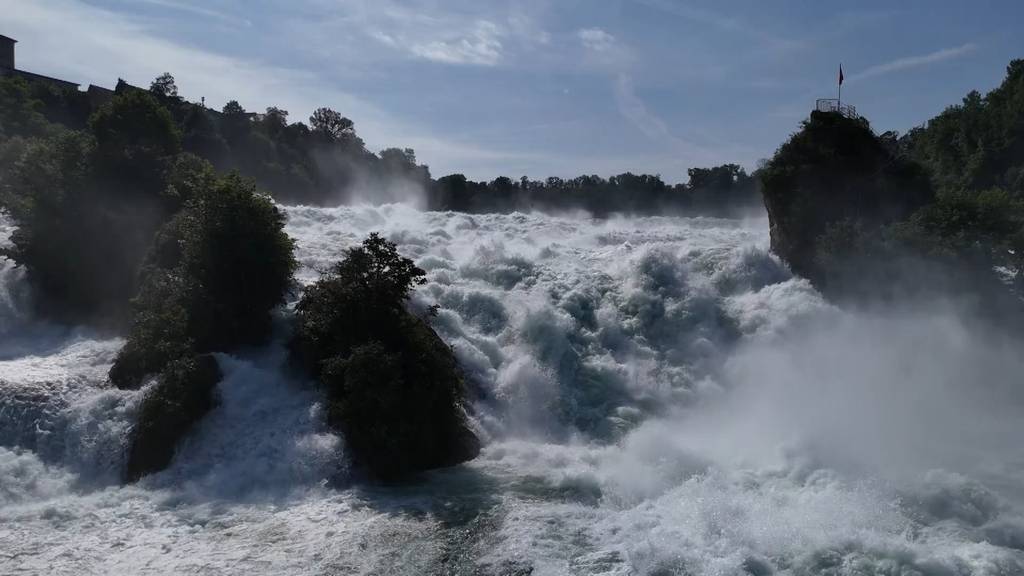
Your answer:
[760,59,1024,303]
[3,71,763,216]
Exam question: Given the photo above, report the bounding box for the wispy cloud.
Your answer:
[135,0,252,27]
[409,20,504,66]
[849,43,978,82]
[308,0,550,68]
[577,28,616,53]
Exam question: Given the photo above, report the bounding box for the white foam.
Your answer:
[2,207,1023,574]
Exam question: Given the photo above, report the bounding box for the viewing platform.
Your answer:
[815,98,858,119]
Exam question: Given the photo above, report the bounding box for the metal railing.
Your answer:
[815,98,858,119]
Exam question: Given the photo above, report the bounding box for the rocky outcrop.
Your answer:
[759,111,933,291]
[290,234,480,481]
[125,354,221,482]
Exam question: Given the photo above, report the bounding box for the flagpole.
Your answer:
[838,63,842,110]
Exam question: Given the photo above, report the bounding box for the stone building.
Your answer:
[0,34,81,91]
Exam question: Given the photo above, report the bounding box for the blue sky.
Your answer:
[4,0,1022,182]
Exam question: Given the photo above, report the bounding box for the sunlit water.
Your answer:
[2,205,1024,575]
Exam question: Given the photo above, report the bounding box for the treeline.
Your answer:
[762,59,1024,306]
[430,164,762,216]
[2,71,761,215]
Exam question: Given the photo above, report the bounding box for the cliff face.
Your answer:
[759,111,933,291]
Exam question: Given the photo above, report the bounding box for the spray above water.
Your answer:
[2,207,1023,574]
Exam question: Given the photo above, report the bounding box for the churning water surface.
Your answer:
[2,205,1024,575]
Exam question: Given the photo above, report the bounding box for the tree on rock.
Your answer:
[291,233,480,480]
[111,170,296,390]
[759,110,933,292]
[110,168,295,481]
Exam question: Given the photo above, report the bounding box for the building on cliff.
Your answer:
[1,34,116,107]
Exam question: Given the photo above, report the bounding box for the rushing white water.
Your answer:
[2,205,1024,575]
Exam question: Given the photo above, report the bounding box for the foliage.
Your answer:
[430,165,761,216]
[110,170,296,389]
[149,72,179,99]
[125,353,221,482]
[310,107,358,145]
[905,60,1024,197]
[1,131,160,322]
[3,73,763,215]
[895,188,1024,277]
[89,89,180,187]
[291,234,479,480]
[291,233,425,373]
[0,76,51,139]
[759,110,934,288]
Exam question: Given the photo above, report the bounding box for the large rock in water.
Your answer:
[759,111,933,290]
[290,234,480,481]
[319,313,481,480]
[125,354,221,482]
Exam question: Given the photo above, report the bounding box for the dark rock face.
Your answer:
[125,354,221,482]
[759,111,933,290]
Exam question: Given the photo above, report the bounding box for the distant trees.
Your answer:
[1,71,765,215]
[428,165,762,216]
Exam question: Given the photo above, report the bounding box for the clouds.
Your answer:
[320,0,551,68]
[849,43,978,83]
[409,20,504,66]
[578,28,616,53]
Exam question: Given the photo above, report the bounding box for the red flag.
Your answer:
[839,64,844,86]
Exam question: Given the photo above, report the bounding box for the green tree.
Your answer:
[221,100,246,115]
[89,90,181,187]
[310,107,355,142]
[0,76,51,139]
[150,72,179,99]
[111,171,296,388]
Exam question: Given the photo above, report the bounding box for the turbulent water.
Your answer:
[3,205,1024,575]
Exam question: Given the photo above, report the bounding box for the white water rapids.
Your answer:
[2,205,1024,575]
